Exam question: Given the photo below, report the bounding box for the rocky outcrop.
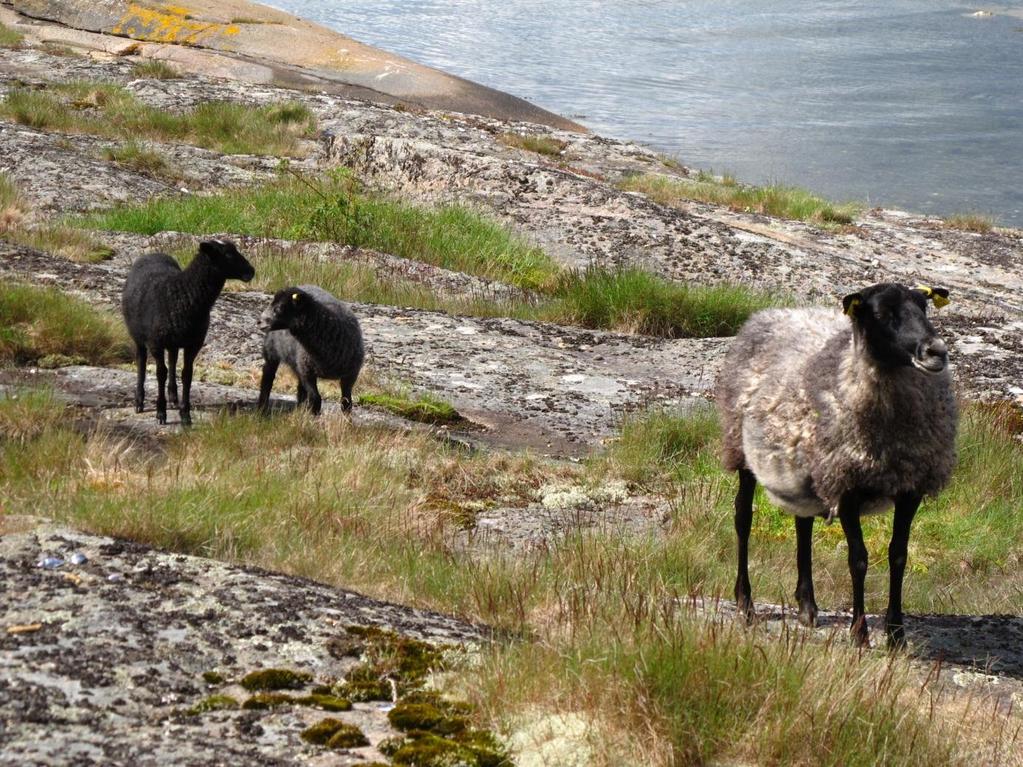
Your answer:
[0,0,585,130]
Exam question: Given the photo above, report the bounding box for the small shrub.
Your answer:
[358,391,463,425]
[944,213,994,233]
[102,142,169,176]
[498,132,568,157]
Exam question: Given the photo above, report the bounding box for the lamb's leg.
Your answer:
[153,346,168,425]
[340,379,353,414]
[299,375,321,415]
[166,347,179,409]
[794,516,818,627]
[257,360,279,415]
[885,493,920,648]
[296,381,307,407]
[734,468,757,622]
[179,346,198,427]
[134,342,147,413]
[838,496,869,646]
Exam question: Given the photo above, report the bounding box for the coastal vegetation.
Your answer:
[1,391,1020,764]
[0,82,315,156]
[77,171,787,337]
[131,60,180,80]
[944,213,995,234]
[497,132,567,157]
[620,171,862,226]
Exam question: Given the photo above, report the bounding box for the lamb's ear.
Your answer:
[198,239,225,258]
[842,292,863,317]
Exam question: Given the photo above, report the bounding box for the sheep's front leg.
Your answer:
[257,360,279,415]
[886,493,920,648]
[340,379,354,414]
[303,376,322,416]
[133,342,147,413]
[179,346,198,426]
[734,468,757,622]
[838,495,870,646]
[153,346,168,425]
[166,347,179,409]
[794,516,818,627]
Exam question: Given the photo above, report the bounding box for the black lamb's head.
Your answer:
[199,239,255,283]
[842,282,950,375]
[259,286,310,333]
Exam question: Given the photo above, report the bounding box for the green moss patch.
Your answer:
[242,692,296,710]
[387,731,511,767]
[385,692,510,766]
[201,671,226,685]
[187,694,239,715]
[301,717,367,747]
[358,391,463,425]
[240,668,312,691]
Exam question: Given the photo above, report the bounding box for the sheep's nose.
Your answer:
[920,338,948,362]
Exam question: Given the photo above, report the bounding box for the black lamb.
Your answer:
[715,282,958,647]
[257,285,365,415]
[121,238,255,425]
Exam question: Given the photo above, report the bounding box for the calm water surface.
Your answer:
[269,1,1023,225]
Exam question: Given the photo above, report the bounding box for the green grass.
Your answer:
[944,213,995,233]
[1,396,1018,764]
[102,141,170,176]
[131,60,180,79]
[4,226,114,263]
[0,82,315,156]
[498,132,568,157]
[0,282,131,366]
[358,390,463,425]
[76,171,561,291]
[0,21,23,47]
[76,172,787,336]
[620,172,862,226]
[543,267,788,337]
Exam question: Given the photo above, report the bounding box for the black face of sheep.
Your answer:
[716,281,957,648]
[259,288,306,333]
[199,239,256,283]
[843,283,949,374]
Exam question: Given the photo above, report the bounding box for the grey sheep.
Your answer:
[122,239,255,425]
[715,282,957,646]
[257,285,365,415]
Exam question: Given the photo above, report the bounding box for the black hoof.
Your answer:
[135,404,144,414]
[797,603,818,628]
[168,398,179,409]
[157,411,167,425]
[850,619,870,648]
[180,411,192,427]
[736,597,755,625]
[886,624,907,650]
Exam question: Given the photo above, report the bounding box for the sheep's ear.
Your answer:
[842,292,863,317]
[914,284,951,309]
[198,239,225,257]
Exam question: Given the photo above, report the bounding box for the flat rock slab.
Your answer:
[0,243,720,456]
[0,526,484,766]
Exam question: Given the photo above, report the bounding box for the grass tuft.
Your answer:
[0,282,131,366]
[0,82,316,156]
[944,213,994,233]
[620,172,861,226]
[131,60,180,79]
[0,21,23,48]
[498,132,568,157]
[102,141,169,176]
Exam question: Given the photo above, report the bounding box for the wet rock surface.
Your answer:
[0,525,484,766]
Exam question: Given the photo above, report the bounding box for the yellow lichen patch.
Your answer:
[111,3,238,45]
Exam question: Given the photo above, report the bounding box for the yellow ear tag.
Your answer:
[932,293,950,308]
[915,284,933,298]
[292,292,300,301]
[844,297,861,317]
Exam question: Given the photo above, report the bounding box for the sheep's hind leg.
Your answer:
[153,346,168,425]
[133,342,147,413]
[178,346,198,427]
[304,377,322,416]
[885,493,920,648]
[257,360,278,415]
[734,468,757,622]
[794,516,818,627]
[166,347,179,409]
[296,381,307,407]
[838,495,870,647]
